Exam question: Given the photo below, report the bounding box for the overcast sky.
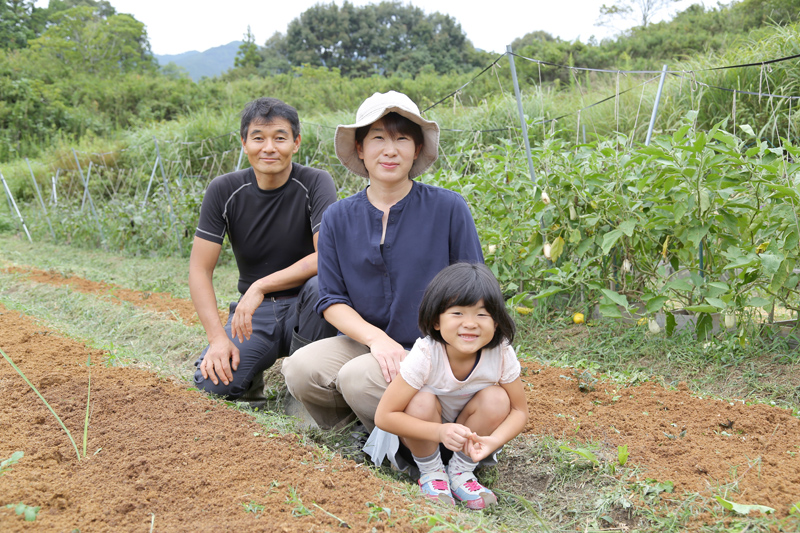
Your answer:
[34,0,718,56]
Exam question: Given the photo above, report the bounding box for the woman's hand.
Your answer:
[369,335,406,383]
[438,423,475,452]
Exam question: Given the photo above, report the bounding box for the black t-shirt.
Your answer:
[195,163,337,296]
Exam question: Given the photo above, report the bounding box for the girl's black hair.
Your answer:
[418,263,516,349]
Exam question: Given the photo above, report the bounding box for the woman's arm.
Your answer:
[323,303,406,383]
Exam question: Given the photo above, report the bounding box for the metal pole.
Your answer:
[235,144,244,171]
[141,155,159,208]
[72,148,106,245]
[645,65,668,146]
[0,171,32,242]
[52,168,60,205]
[25,158,56,241]
[81,161,93,212]
[154,137,182,254]
[506,45,537,185]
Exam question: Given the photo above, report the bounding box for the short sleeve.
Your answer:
[499,343,521,384]
[399,338,433,390]
[195,177,228,244]
[306,169,337,234]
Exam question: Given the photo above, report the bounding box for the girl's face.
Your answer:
[435,299,497,360]
[356,118,421,186]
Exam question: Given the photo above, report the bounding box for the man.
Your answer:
[190,97,337,406]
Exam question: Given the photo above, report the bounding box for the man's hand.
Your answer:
[369,335,406,383]
[200,337,240,386]
[230,284,265,343]
[463,433,501,462]
[438,423,475,453]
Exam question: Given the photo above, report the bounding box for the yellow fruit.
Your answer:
[515,306,533,315]
[573,312,585,324]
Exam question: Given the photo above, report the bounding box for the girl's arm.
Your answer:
[465,377,529,462]
[375,375,474,451]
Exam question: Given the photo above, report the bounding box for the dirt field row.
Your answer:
[2,264,800,531]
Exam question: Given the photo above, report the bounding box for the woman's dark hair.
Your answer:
[240,97,301,140]
[418,263,516,349]
[354,112,424,149]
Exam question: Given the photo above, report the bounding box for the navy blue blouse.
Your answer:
[315,180,484,349]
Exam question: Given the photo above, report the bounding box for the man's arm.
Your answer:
[189,236,239,386]
[229,233,320,343]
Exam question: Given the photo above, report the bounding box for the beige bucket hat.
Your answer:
[334,91,440,179]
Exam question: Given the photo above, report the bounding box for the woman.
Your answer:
[281,90,483,432]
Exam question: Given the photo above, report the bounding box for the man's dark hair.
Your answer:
[240,98,301,140]
[354,112,424,149]
[418,263,516,349]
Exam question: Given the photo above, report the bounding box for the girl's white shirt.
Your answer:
[400,336,521,423]
[364,335,521,471]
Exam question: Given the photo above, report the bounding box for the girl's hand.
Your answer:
[463,433,501,462]
[438,423,475,452]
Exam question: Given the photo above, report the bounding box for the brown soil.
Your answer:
[1,266,226,326]
[3,268,800,530]
[0,306,433,532]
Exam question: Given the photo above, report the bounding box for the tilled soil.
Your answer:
[2,266,800,531]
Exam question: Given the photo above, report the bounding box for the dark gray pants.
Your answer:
[193,276,336,399]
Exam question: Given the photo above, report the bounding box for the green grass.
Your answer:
[3,242,800,531]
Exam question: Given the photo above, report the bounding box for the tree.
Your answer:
[596,0,679,29]
[28,6,155,76]
[234,25,260,69]
[283,1,486,78]
[0,0,34,49]
[258,31,290,76]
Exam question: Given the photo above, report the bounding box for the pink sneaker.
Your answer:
[448,470,497,510]
[418,470,455,506]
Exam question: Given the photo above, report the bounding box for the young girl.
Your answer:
[366,262,528,510]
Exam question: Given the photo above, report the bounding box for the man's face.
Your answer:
[242,118,300,183]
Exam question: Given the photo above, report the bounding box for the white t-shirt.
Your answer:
[400,336,521,422]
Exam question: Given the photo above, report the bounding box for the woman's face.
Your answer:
[356,118,422,186]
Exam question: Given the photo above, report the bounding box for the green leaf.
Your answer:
[759,253,782,275]
[645,296,668,314]
[601,289,629,308]
[532,287,564,300]
[665,278,693,292]
[716,496,774,515]
[601,229,624,255]
[23,506,40,522]
[696,313,714,340]
[619,220,636,237]
[738,124,755,137]
[746,297,771,308]
[704,298,727,310]
[559,446,599,466]
[576,238,594,257]
[617,444,629,466]
[550,236,565,262]
[685,305,718,314]
[599,303,623,318]
[666,312,676,336]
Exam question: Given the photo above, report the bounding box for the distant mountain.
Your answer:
[155,41,242,81]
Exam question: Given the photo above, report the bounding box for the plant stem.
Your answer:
[83,352,92,458]
[0,347,81,460]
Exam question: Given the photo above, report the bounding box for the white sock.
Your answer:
[447,451,478,478]
[413,449,445,475]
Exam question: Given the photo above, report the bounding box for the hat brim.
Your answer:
[335,106,440,179]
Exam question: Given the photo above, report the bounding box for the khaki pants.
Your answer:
[281,336,403,431]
